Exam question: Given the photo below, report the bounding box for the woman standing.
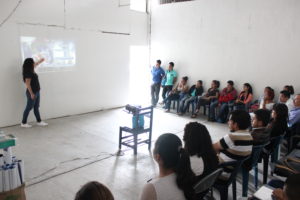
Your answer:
[21,58,48,128]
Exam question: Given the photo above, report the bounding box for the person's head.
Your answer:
[228,110,251,132]
[75,181,114,200]
[280,90,291,103]
[243,83,253,94]
[181,76,188,84]
[283,85,294,95]
[211,80,220,89]
[168,62,174,70]
[183,122,218,172]
[252,109,271,128]
[283,174,300,200]
[22,58,34,81]
[271,103,288,122]
[196,80,202,88]
[293,94,300,108]
[153,133,195,199]
[155,60,161,67]
[227,80,234,91]
[264,86,275,101]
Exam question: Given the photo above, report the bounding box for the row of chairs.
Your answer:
[195,135,283,200]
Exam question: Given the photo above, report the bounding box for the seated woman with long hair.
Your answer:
[183,122,219,198]
[140,133,195,200]
[234,83,253,111]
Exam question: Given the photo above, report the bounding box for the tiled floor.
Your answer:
[1,107,276,200]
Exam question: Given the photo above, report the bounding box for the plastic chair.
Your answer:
[241,143,267,197]
[261,135,283,184]
[213,157,248,200]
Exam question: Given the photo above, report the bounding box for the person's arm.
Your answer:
[213,141,223,154]
[173,77,177,85]
[25,78,35,100]
[34,58,45,68]
[140,183,157,200]
[272,188,285,200]
[244,93,253,104]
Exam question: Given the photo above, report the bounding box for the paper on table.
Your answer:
[253,185,274,200]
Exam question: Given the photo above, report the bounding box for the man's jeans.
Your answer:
[151,83,161,106]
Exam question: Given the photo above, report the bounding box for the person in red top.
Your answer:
[209,80,237,122]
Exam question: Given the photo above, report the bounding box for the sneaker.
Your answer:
[21,123,32,128]
[37,121,48,126]
[164,109,170,113]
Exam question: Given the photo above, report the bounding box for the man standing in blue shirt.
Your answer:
[151,60,165,107]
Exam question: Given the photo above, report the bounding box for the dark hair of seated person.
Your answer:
[229,110,251,130]
[183,122,218,178]
[75,181,114,200]
[267,103,288,144]
[254,109,271,127]
[285,173,300,200]
[284,85,294,95]
[154,133,196,200]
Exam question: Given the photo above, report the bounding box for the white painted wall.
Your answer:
[0,0,149,127]
[150,0,300,98]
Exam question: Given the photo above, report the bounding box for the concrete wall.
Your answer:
[0,0,149,127]
[150,0,300,98]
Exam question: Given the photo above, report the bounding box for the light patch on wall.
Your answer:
[130,0,147,12]
[129,45,150,105]
[20,36,76,72]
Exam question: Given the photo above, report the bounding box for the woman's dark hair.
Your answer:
[182,76,188,81]
[265,87,275,100]
[183,122,218,177]
[75,181,114,200]
[284,85,295,95]
[154,133,195,200]
[244,83,253,94]
[212,80,220,88]
[22,58,34,82]
[227,80,234,86]
[272,103,288,123]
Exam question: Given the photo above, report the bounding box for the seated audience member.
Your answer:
[193,80,220,118]
[251,109,271,145]
[234,83,253,111]
[161,62,177,102]
[283,85,295,99]
[178,80,204,116]
[183,122,218,199]
[183,122,219,178]
[289,94,300,127]
[210,80,237,122]
[267,103,288,138]
[213,110,253,163]
[271,174,300,200]
[164,76,189,112]
[75,181,114,200]
[140,133,195,200]
[260,87,275,110]
[279,90,294,111]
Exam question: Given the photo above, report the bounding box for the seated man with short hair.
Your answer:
[213,110,253,163]
[251,109,271,145]
[210,80,237,122]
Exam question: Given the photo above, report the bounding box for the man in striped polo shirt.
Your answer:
[213,110,253,163]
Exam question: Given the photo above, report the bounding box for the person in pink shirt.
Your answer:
[234,83,253,111]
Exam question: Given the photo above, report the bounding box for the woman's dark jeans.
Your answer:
[22,90,41,124]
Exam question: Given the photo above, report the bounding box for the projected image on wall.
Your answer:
[20,36,76,72]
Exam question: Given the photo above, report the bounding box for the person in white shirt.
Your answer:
[140,133,195,200]
[279,90,294,112]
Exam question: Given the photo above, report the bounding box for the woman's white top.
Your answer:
[190,155,204,176]
[259,100,274,110]
[140,173,186,200]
